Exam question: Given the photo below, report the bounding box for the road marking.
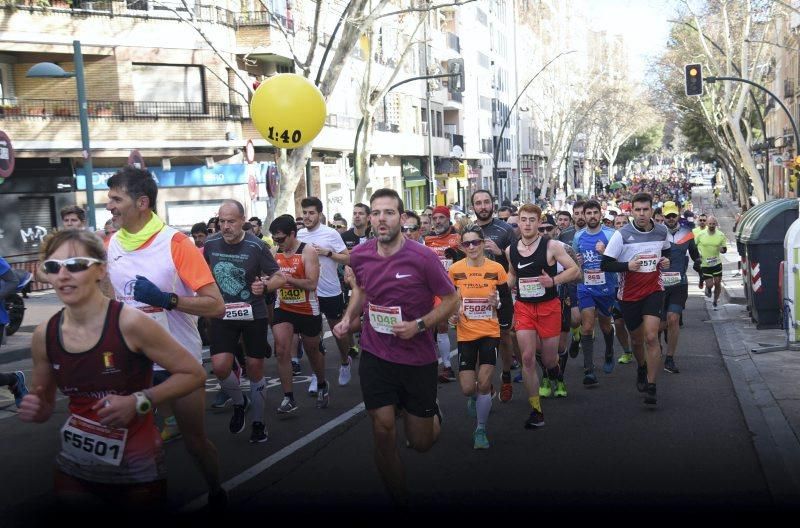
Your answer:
[182,401,367,511]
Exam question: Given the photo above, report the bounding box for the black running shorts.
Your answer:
[272,308,322,337]
[209,318,271,359]
[701,264,723,279]
[662,284,689,317]
[318,293,345,321]
[457,336,499,371]
[619,291,665,332]
[359,350,438,418]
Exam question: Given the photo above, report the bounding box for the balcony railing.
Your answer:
[1,1,237,28]
[374,121,400,133]
[237,10,294,32]
[0,98,242,120]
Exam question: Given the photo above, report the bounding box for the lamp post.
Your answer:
[27,40,96,229]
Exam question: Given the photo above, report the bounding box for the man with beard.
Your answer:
[340,203,371,251]
[572,200,619,385]
[470,190,516,402]
[660,201,701,373]
[424,206,463,382]
[420,214,432,238]
[556,211,574,244]
[333,188,458,507]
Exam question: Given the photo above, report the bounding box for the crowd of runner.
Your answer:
[3,166,731,511]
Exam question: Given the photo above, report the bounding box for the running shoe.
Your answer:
[618,352,633,364]
[636,365,648,392]
[277,396,298,415]
[713,300,718,310]
[473,427,490,450]
[211,390,232,409]
[433,398,444,425]
[316,380,330,409]
[568,335,581,358]
[511,358,521,370]
[499,382,513,403]
[664,356,680,374]
[249,421,268,443]
[524,409,545,429]
[338,358,352,386]
[439,367,456,383]
[554,380,568,398]
[644,383,657,405]
[160,425,183,444]
[229,394,250,434]
[291,360,302,376]
[308,374,318,396]
[603,355,615,374]
[11,371,28,408]
[466,396,477,418]
[513,372,523,383]
[539,377,552,398]
[583,369,598,386]
[348,346,360,359]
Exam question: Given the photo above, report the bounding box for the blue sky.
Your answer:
[585,0,677,75]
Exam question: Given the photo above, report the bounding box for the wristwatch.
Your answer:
[416,318,426,333]
[166,293,179,311]
[327,250,333,257]
[133,391,153,415]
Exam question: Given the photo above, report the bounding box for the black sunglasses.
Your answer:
[538,226,555,232]
[42,257,104,274]
[461,239,484,248]
[402,225,420,232]
[272,235,287,244]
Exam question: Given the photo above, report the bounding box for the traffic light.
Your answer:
[447,58,465,94]
[685,64,703,96]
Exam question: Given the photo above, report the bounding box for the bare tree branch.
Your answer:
[303,0,324,74]
[367,0,479,21]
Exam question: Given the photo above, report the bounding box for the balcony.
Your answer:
[374,121,400,133]
[0,98,242,121]
[237,10,294,32]
[1,1,238,27]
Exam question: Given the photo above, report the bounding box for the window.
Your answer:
[476,8,487,25]
[132,64,205,114]
[478,52,490,69]
[276,63,294,74]
[0,62,15,104]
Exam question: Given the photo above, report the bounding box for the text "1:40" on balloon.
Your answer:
[267,128,302,144]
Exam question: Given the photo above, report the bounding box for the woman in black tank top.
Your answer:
[17,230,206,510]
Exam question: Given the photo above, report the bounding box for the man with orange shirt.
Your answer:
[104,166,227,508]
[425,206,463,381]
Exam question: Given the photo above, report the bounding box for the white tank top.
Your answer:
[107,225,202,369]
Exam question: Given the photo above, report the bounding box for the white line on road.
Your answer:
[182,401,367,512]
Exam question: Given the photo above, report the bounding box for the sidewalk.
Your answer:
[697,187,800,504]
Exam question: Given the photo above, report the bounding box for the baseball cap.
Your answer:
[662,201,680,216]
[540,214,556,226]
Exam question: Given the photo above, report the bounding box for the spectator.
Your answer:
[248,216,264,239]
[191,222,208,248]
[60,205,86,230]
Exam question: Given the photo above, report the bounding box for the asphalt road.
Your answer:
[0,292,775,521]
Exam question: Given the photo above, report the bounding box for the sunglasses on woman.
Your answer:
[42,257,104,274]
[461,239,484,248]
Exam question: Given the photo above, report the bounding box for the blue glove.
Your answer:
[133,275,172,309]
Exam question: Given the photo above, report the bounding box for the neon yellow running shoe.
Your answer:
[554,380,568,397]
[539,377,552,398]
[618,353,634,364]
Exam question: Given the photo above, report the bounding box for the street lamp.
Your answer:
[26,40,96,229]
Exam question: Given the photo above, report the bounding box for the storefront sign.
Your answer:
[76,162,275,190]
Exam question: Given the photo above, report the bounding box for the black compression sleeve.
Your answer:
[497,283,513,308]
[600,255,629,273]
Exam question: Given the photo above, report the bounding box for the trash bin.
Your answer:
[738,198,799,329]
[735,200,777,311]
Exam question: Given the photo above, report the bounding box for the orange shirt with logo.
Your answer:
[448,259,507,342]
[274,243,319,316]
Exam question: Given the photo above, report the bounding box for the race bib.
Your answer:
[662,272,681,287]
[279,288,307,305]
[368,304,402,334]
[224,302,254,321]
[705,256,721,267]
[584,271,606,286]
[636,253,659,273]
[463,298,494,320]
[518,277,545,298]
[60,414,127,467]
[139,306,169,331]
[441,259,453,271]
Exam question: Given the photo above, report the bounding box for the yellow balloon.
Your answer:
[250,74,326,149]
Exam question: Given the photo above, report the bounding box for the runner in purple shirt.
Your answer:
[334,188,459,507]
